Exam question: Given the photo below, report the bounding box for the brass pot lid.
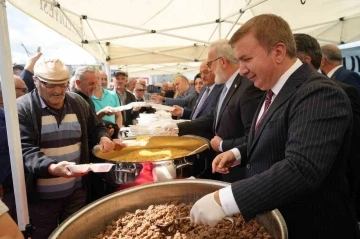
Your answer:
[93,135,209,163]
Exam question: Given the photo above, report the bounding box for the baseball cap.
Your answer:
[113,70,128,77]
[34,58,70,84]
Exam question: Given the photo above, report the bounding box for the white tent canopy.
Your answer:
[8,0,360,75]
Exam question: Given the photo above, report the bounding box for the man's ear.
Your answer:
[302,55,312,65]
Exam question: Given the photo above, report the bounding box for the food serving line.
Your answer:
[54,108,288,238]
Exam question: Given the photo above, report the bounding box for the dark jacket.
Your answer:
[0,108,11,185]
[235,63,359,238]
[332,66,360,92]
[114,90,136,126]
[20,69,36,92]
[17,90,109,202]
[164,87,198,107]
[182,84,223,120]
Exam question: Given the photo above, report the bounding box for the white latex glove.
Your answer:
[162,122,178,132]
[190,192,226,226]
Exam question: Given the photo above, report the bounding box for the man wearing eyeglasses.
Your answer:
[132,83,155,114]
[166,40,264,182]
[16,58,115,239]
[14,76,28,98]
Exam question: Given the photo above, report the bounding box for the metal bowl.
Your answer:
[49,180,288,239]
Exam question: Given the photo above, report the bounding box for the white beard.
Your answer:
[214,65,227,84]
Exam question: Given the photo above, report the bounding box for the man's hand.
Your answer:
[210,136,223,152]
[24,52,42,73]
[48,161,87,178]
[97,106,115,118]
[212,151,236,174]
[132,105,142,112]
[162,122,179,135]
[171,105,184,117]
[113,138,127,151]
[151,94,164,104]
[190,191,226,226]
[99,137,115,153]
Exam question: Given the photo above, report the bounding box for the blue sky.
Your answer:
[6,3,97,65]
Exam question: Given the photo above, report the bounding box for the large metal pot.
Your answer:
[93,135,210,183]
[49,180,288,239]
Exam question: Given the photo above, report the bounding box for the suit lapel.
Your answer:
[197,84,221,115]
[190,88,206,118]
[215,75,242,130]
[248,64,310,157]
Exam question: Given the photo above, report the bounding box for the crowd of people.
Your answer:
[1,13,360,239]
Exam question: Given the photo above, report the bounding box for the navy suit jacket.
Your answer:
[332,66,360,92]
[178,74,264,182]
[234,63,359,238]
[182,84,222,120]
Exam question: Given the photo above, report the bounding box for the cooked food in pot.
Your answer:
[112,148,192,162]
[92,202,273,239]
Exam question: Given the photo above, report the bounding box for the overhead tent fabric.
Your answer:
[8,0,360,75]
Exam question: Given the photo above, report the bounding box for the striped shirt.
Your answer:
[36,97,82,199]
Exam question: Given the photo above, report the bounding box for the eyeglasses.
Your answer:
[135,89,145,92]
[207,57,222,68]
[15,87,28,93]
[36,77,69,89]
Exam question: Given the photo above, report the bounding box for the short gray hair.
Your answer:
[74,66,97,81]
[210,39,239,65]
[321,44,342,63]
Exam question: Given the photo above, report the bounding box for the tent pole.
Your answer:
[225,0,254,39]
[218,0,221,39]
[292,19,339,31]
[160,21,214,32]
[222,0,268,21]
[87,32,151,43]
[105,64,111,86]
[0,0,31,234]
[111,45,203,59]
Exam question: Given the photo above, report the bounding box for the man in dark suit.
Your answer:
[190,14,360,239]
[171,60,222,121]
[112,71,137,126]
[320,44,360,92]
[166,39,264,182]
[295,33,360,221]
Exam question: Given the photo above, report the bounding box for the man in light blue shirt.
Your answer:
[91,72,123,128]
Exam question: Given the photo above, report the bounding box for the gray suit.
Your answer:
[234,63,360,238]
[164,87,197,107]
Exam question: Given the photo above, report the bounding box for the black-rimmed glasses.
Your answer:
[207,57,221,68]
[36,77,69,89]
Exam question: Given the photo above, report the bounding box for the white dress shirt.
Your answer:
[327,65,342,78]
[220,59,303,216]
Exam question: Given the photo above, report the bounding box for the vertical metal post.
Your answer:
[218,0,222,39]
[0,0,29,231]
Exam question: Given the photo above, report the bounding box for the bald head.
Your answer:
[199,60,215,86]
[99,71,108,88]
[321,44,342,64]
[173,75,190,95]
[320,44,343,75]
[14,75,28,98]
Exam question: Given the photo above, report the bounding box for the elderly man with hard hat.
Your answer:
[17,58,114,239]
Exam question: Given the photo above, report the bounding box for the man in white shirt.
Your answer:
[190,14,360,239]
